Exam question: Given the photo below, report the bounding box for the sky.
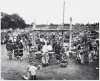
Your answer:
[0,0,100,24]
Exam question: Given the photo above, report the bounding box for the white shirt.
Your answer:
[42,45,48,53]
[40,38,45,42]
[63,42,68,47]
[13,38,17,42]
[28,65,37,75]
[20,39,23,43]
[47,45,52,51]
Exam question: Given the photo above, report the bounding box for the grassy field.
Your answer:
[1,45,99,80]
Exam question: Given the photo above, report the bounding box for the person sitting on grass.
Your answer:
[23,62,41,80]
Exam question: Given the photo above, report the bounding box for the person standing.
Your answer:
[41,42,49,66]
[54,41,61,63]
[6,40,13,60]
[18,39,24,60]
[28,39,32,52]
[13,40,19,60]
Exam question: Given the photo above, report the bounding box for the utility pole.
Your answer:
[69,17,72,51]
[62,0,65,26]
[32,20,36,46]
[62,0,66,43]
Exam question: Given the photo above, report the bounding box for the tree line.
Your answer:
[1,12,31,29]
[1,12,99,30]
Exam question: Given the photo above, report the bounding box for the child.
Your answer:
[23,63,41,80]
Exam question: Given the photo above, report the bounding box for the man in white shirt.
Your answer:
[47,42,53,52]
[42,44,48,53]
[41,42,52,66]
[41,43,49,66]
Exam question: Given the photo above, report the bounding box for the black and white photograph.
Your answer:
[0,0,99,80]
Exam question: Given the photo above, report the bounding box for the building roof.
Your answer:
[34,25,70,30]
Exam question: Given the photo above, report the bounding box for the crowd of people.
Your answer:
[72,30,99,64]
[1,28,99,80]
[1,29,99,65]
[3,30,68,64]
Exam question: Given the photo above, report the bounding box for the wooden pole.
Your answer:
[62,0,65,44]
[69,17,72,51]
[63,0,65,26]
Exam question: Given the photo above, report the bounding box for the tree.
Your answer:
[1,12,27,29]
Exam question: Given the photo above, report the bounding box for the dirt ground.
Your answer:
[1,45,99,80]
